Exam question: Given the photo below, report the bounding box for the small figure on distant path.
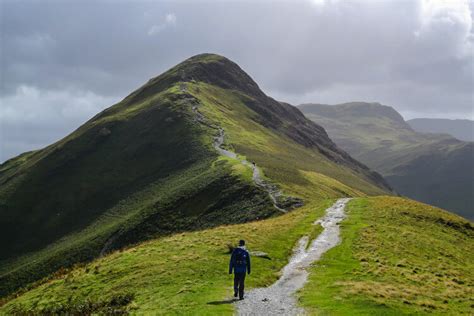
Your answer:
[229,240,251,300]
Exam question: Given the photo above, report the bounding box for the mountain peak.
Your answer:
[339,102,406,122]
[181,53,227,64]
[124,53,262,105]
[299,102,411,130]
[176,53,262,94]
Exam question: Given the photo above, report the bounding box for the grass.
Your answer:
[0,56,390,300]
[0,200,333,314]
[5,54,467,315]
[0,85,211,259]
[3,197,472,314]
[306,222,324,251]
[187,82,387,199]
[0,82,282,296]
[1,72,381,297]
[215,156,254,183]
[0,156,277,297]
[299,196,474,315]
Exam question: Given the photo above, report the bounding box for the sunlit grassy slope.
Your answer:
[0,54,391,296]
[2,197,472,315]
[0,85,274,297]
[300,196,473,315]
[188,82,388,199]
[0,200,332,314]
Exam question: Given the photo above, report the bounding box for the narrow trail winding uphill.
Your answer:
[180,81,291,213]
[236,198,350,316]
[213,128,287,213]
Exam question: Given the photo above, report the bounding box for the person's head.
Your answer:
[239,240,245,247]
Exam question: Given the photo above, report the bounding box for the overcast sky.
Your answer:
[1,0,473,162]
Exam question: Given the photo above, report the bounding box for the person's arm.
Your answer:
[247,251,251,274]
[229,250,235,274]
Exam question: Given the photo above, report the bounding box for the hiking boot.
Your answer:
[234,291,238,298]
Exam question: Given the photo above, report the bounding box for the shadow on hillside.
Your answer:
[207,298,239,305]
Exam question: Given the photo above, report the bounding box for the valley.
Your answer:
[300,102,474,220]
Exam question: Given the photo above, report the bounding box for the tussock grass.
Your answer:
[0,201,333,314]
[300,196,474,315]
[5,197,471,315]
[306,222,324,251]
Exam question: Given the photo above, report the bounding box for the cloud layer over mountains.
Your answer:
[1,0,472,161]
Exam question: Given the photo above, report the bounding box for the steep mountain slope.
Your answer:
[1,197,472,315]
[0,54,391,296]
[408,118,474,142]
[300,102,474,219]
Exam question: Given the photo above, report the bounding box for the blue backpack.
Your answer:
[235,248,247,266]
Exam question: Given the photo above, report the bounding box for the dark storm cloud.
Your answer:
[1,0,473,161]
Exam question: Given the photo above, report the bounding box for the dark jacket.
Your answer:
[229,246,251,274]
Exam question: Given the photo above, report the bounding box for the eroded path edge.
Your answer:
[236,198,351,316]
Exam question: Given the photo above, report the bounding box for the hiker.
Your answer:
[229,240,251,300]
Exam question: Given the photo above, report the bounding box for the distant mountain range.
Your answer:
[408,118,473,142]
[300,102,474,220]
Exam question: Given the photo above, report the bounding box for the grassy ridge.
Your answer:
[300,196,474,315]
[0,200,333,314]
[0,158,276,296]
[189,83,387,199]
[0,84,282,296]
[3,197,472,314]
[0,80,392,300]
[0,86,211,260]
[1,54,400,311]
[1,55,393,297]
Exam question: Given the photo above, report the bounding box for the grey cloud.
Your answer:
[0,86,117,161]
[1,0,473,162]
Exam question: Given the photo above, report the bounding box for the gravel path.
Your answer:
[236,198,350,316]
[181,78,287,213]
[213,128,286,213]
[100,80,292,255]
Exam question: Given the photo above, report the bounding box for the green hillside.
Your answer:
[0,54,390,296]
[1,197,472,315]
[1,55,471,315]
[301,196,473,315]
[300,102,474,219]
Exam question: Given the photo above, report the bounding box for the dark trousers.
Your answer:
[233,272,246,299]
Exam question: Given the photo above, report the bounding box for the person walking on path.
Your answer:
[229,240,251,300]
